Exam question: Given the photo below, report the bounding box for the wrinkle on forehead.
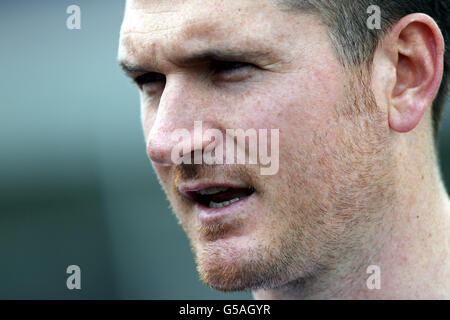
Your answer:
[121,0,269,36]
[119,17,227,71]
[120,0,282,41]
[119,0,315,71]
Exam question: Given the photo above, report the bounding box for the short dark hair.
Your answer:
[279,0,450,138]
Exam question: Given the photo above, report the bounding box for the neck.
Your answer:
[254,130,450,300]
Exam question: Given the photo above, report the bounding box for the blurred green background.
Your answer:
[0,0,448,299]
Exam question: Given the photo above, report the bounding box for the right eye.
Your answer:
[134,72,166,89]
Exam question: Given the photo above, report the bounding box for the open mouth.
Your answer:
[185,186,255,209]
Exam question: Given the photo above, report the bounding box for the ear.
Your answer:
[383,14,445,133]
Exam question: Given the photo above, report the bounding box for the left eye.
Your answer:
[211,61,254,81]
[134,72,166,88]
[213,61,251,71]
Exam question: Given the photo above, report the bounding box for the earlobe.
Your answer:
[387,14,444,133]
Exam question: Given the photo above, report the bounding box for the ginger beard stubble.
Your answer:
[163,72,395,292]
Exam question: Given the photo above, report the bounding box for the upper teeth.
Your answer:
[197,187,229,195]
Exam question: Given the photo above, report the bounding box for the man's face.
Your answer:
[119,0,394,291]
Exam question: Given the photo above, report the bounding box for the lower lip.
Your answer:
[196,194,254,224]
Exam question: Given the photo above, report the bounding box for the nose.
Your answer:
[145,79,220,166]
[146,121,176,166]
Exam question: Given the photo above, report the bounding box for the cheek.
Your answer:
[240,67,348,147]
[249,68,351,213]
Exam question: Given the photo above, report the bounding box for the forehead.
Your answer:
[121,0,277,36]
[118,0,312,68]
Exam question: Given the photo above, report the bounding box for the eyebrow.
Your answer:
[119,47,274,75]
[174,48,273,65]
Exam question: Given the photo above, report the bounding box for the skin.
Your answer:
[118,0,450,299]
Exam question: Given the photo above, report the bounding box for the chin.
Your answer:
[192,236,304,292]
